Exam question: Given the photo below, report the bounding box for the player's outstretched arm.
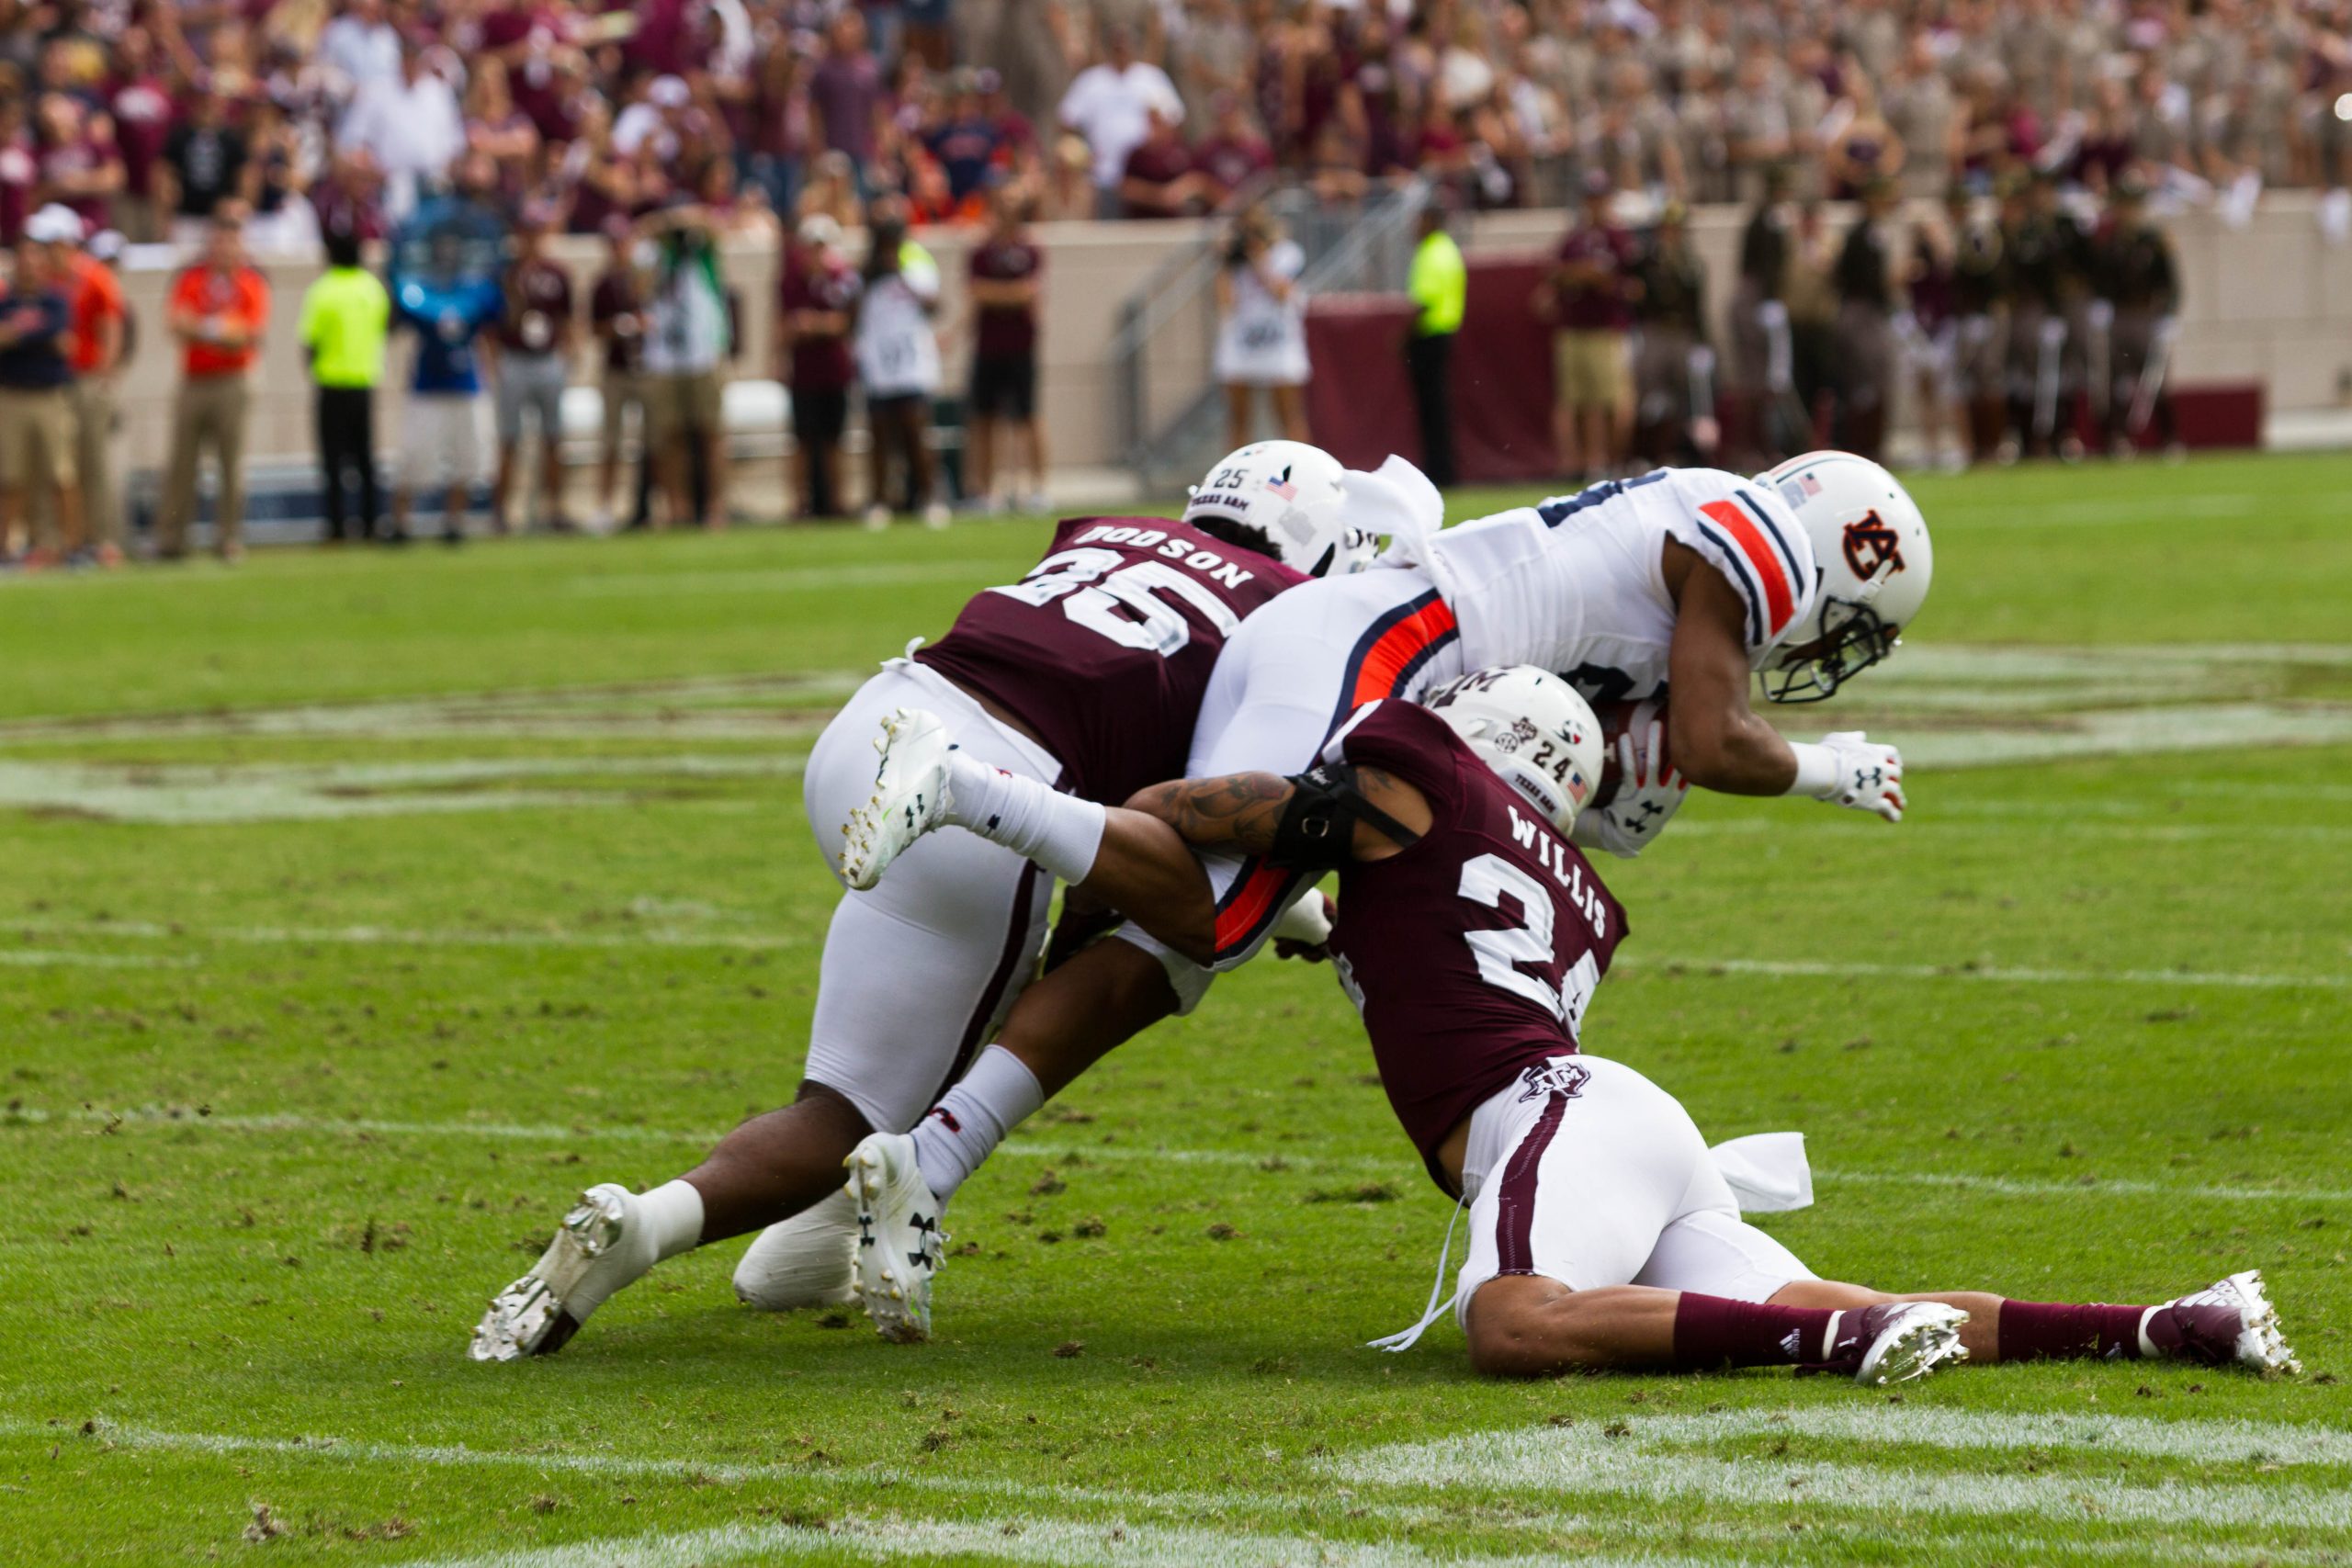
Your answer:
[1045,772,1306,968]
[1132,766,1429,865]
[1664,557,1803,795]
[1666,553,1905,822]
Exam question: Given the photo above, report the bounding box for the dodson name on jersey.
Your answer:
[916,518,1306,807]
[1321,700,1629,1189]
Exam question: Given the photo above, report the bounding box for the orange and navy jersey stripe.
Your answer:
[1209,591,1461,966]
[1326,589,1461,729]
[1209,858,1299,966]
[1694,489,1807,649]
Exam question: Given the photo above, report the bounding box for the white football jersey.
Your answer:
[1408,468,1819,705]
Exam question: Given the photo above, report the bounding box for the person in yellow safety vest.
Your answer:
[1405,193,1465,488]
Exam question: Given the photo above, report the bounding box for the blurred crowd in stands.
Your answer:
[7,0,2352,253]
[0,0,2313,566]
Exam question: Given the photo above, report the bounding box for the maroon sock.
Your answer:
[1671,1293,1838,1369]
[1996,1300,2155,1362]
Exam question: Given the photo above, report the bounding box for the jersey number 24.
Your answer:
[1458,853,1600,1033]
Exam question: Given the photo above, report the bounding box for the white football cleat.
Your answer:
[838,707,956,891]
[2158,1269,2301,1374]
[845,1132,946,1344]
[732,1189,860,1311]
[468,1184,652,1361]
[1851,1302,1970,1386]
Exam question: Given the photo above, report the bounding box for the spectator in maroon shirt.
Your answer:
[775,213,859,519]
[1192,92,1273,209]
[104,27,173,242]
[0,98,40,249]
[311,147,388,244]
[561,101,639,236]
[965,184,1046,512]
[465,59,542,197]
[31,92,121,234]
[1535,172,1641,479]
[1120,105,1204,219]
[808,10,887,193]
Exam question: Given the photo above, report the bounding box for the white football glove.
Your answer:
[1270,886,1335,963]
[1794,731,1905,823]
[1590,714,1690,858]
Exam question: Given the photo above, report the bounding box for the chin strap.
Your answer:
[1365,1191,1468,1353]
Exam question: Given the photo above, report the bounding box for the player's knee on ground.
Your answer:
[1464,1276,1611,1378]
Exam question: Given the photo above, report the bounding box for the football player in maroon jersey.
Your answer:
[467,443,1374,1361]
[854,666,2298,1381]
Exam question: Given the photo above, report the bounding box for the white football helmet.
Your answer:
[1755,450,1934,703]
[1182,441,1376,579]
[1424,665,1604,833]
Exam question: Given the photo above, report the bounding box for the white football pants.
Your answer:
[799,659,1059,1134]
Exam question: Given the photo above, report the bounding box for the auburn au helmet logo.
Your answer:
[1842,512,1905,578]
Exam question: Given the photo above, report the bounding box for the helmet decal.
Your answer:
[1264,466,1297,502]
[1840,512,1905,578]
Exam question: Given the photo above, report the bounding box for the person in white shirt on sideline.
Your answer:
[852,195,948,530]
[1057,26,1183,218]
[1214,202,1311,448]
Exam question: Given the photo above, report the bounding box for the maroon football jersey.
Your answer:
[1321,700,1629,1187]
[915,518,1306,805]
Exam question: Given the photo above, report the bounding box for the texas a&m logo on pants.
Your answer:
[1515,1057,1591,1103]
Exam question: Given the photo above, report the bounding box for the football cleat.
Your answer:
[469,1184,648,1362]
[838,707,955,891]
[732,1189,860,1311]
[845,1132,946,1344]
[2155,1269,2300,1374]
[1802,1302,1970,1385]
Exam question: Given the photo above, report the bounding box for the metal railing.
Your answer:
[1108,177,1432,494]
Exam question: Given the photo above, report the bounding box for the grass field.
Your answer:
[4,453,2349,1567]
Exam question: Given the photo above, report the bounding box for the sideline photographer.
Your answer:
[1212,202,1310,449]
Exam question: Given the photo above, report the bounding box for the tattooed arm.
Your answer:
[1128,766,1432,862]
[1052,768,1432,971]
[1125,772,1296,856]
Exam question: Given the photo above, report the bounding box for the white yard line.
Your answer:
[16,1419,1458,1539]
[1611,953,2352,991]
[1,918,803,952]
[16,1106,2352,1207]
[10,1417,2333,1568]
[1329,1410,2352,1532]
[0,949,193,969]
[7,917,2342,990]
[394,1517,1677,1568]
[12,1414,2343,1565]
[1580,1406,2352,1467]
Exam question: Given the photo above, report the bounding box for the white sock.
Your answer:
[909,1043,1045,1207]
[944,755,1105,884]
[637,1179,707,1263]
[556,1179,704,1324]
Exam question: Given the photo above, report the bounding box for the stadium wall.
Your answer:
[101,196,2352,488]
